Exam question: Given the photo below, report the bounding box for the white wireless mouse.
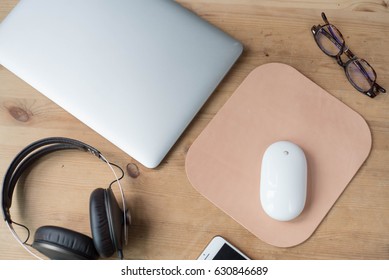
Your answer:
[260,141,307,222]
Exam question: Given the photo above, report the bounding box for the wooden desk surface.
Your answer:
[0,0,388,260]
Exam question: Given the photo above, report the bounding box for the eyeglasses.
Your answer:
[311,12,386,98]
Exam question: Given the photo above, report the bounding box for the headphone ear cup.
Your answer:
[32,226,99,260]
[90,188,123,258]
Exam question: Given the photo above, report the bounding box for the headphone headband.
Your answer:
[2,137,103,222]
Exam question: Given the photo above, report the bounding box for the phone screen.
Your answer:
[213,243,247,260]
[198,236,249,260]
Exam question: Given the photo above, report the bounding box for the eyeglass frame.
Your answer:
[311,12,386,98]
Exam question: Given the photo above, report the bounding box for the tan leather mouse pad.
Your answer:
[186,63,371,247]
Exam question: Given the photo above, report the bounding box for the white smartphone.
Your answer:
[197,236,250,260]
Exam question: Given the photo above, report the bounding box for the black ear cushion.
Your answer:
[32,226,99,260]
[90,188,116,258]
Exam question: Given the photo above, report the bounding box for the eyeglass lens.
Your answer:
[346,59,376,92]
[316,25,344,56]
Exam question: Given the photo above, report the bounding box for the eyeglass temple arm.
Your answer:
[311,12,330,34]
[311,25,318,35]
[375,83,386,93]
[321,12,330,24]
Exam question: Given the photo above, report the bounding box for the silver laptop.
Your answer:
[0,0,242,168]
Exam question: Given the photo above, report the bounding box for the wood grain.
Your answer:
[0,0,388,260]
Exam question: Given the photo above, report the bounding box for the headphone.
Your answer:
[1,137,130,260]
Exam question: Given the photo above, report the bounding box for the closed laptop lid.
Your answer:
[0,0,242,168]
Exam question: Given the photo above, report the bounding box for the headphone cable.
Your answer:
[108,162,125,189]
[10,220,31,244]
